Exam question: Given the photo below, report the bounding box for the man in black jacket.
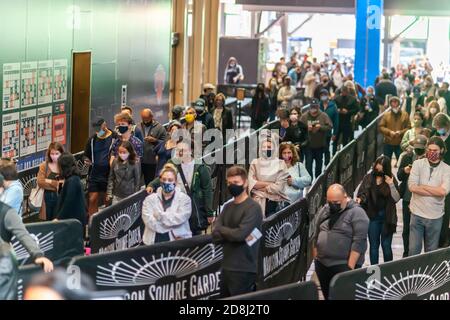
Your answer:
[334,86,359,149]
[375,73,398,106]
[397,135,428,257]
[194,99,215,130]
[140,108,167,186]
[212,166,263,297]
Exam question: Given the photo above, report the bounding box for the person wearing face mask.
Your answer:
[401,112,426,152]
[423,101,440,130]
[182,106,206,154]
[37,142,65,221]
[379,96,411,164]
[334,86,359,150]
[106,141,141,205]
[154,121,182,177]
[280,142,311,203]
[397,135,428,257]
[139,108,167,186]
[422,75,437,98]
[250,83,270,130]
[194,99,215,130]
[432,113,450,248]
[300,101,333,180]
[359,86,379,129]
[283,107,308,161]
[277,76,297,108]
[331,62,344,89]
[212,166,263,297]
[248,138,289,217]
[312,184,369,300]
[210,93,233,137]
[319,89,339,164]
[408,137,450,255]
[356,156,400,265]
[142,164,192,245]
[314,74,336,99]
[303,64,321,100]
[224,57,244,84]
[147,141,214,236]
[267,78,279,121]
[111,113,143,166]
[83,118,117,216]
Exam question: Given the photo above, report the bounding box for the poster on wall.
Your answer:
[53,59,68,102]
[20,109,37,157]
[2,63,21,111]
[37,106,53,152]
[38,60,53,105]
[53,113,66,145]
[20,61,37,108]
[2,112,20,159]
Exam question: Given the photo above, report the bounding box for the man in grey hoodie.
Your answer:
[312,184,369,300]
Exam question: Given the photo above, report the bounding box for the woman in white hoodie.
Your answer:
[142,164,192,245]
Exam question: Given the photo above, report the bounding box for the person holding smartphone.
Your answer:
[357,155,401,265]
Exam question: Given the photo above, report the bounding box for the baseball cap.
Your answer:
[413,135,428,149]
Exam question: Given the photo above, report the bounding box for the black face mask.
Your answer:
[228,184,245,197]
[328,202,342,214]
[264,149,272,158]
[118,126,129,134]
[143,121,153,127]
[414,148,425,156]
[374,171,384,177]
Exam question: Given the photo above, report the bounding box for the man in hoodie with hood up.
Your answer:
[312,184,369,300]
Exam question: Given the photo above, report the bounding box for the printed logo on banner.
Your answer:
[99,202,141,240]
[355,260,450,300]
[265,212,301,248]
[96,244,223,287]
[339,152,353,189]
[11,232,54,265]
[308,184,323,239]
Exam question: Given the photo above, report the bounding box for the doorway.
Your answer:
[71,51,92,153]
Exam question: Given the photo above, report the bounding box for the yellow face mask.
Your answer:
[185,114,195,124]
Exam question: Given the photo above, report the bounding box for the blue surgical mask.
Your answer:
[162,182,176,193]
[97,129,106,137]
[437,128,447,136]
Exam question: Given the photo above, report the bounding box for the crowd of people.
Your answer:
[0,51,450,300]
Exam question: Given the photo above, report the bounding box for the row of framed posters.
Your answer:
[2,59,68,111]
[2,104,66,159]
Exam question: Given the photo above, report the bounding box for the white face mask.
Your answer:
[392,108,399,114]
[119,153,130,161]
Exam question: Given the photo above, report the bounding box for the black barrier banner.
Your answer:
[257,199,308,290]
[323,155,339,203]
[365,121,377,173]
[329,247,450,300]
[227,281,318,300]
[376,118,385,158]
[354,130,368,188]
[11,219,84,266]
[338,141,356,197]
[70,235,223,300]
[16,264,44,300]
[89,190,147,254]
[306,174,325,240]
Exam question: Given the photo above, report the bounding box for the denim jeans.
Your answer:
[368,210,393,265]
[383,144,401,162]
[305,147,325,180]
[409,213,443,256]
[44,190,58,221]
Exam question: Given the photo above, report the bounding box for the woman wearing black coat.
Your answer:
[250,83,270,130]
[210,93,234,139]
[356,155,400,265]
[55,153,87,228]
